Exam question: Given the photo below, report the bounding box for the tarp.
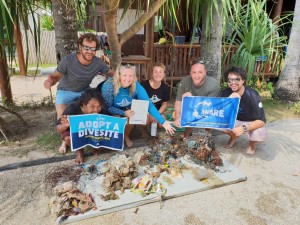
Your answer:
[57,158,247,224]
[69,114,127,151]
[180,96,240,129]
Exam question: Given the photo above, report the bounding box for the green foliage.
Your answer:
[223,0,290,82]
[41,15,54,31]
[291,101,300,115]
[36,131,62,152]
[171,82,179,98]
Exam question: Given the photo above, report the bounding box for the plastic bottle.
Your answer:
[151,122,157,136]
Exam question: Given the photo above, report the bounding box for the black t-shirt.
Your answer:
[56,101,84,125]
[141,80,170,110]
[221,86,266,123]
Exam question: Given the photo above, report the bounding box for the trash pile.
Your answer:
[99,154,139,201]
[48,131,225,220]
[49,181,96,217]
[148,131,223,170]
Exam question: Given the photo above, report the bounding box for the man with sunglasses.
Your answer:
[44,33,113,154]
[173,60,220,138]
[221,66,267,155]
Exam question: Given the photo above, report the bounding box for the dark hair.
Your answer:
[224,66,247,81]
[77,33,99,49]
[79,88,105,109]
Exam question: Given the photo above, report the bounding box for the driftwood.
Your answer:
[0,105,29,140]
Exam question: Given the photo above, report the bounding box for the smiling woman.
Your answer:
[100,63,175,147]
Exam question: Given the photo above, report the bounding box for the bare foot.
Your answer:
[75,149,84,164]
[58,141,67,154]
[247,141,256,155]
[125,137,133,148]
[225,136,238,149]
[92,148,101,156]
[246,148,256,155]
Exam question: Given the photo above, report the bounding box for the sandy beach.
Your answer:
[0,76,299,225]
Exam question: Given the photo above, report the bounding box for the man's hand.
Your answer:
[232,126,244,136]
[173,115,181,127]
[182,92,192,98]
[44,75,54,90]
[229,92,241,98]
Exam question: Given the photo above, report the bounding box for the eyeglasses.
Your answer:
[227,78,241,83]
[191,59,204,66]
[121,62,135,68]
[81,45,97,51]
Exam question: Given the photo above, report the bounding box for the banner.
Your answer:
[180,96,240,129]
[69,114,127,151]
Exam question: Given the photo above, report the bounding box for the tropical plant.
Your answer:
[41,14,54,31]
[223,0,289,83]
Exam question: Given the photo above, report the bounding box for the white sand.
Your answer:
[0,76,299,225]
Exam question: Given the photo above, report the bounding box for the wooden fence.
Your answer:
[21,30,57,65]
[152,43,280,90]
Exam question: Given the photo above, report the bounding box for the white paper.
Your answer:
[129,99,149,124]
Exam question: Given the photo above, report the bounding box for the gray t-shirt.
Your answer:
[57,53,109,92]
[176,76,220,101]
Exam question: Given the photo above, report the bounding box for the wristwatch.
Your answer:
[242,125,248,133]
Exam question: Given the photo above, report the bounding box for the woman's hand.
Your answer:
[162,121,176,135]
[125,110,135,118]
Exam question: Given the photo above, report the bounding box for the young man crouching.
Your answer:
[56,88,107,163]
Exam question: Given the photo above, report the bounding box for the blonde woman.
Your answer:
[141,63,170,129]
[101,63,175,147]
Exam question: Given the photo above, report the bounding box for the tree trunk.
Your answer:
[14,21,27,76]
[274,0,300,102]
[272,0,283,25]
[0,45,13,104]
[103,0,122,70]
[200,0,222,82]
[103,0,167,70]
[51,0,78,64]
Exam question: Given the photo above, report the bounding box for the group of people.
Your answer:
[44,33,267,164]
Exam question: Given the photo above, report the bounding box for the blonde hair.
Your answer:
[151,62,166,82]
[113,64,137,96]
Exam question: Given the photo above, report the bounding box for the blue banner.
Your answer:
[69,114,127,151]
[180,96,240,129]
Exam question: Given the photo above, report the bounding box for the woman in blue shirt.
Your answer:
[101,63,175,147]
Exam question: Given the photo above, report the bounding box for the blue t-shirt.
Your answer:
[101,78,165,124]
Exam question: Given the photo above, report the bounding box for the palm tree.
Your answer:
[0,0,43,104]
[275,0,300,102]
[51,0,78,63]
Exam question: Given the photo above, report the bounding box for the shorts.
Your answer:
[56,90,84,105]
[61,130,70,140]
[235,120,267,142]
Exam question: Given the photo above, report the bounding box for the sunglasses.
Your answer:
[227,78,241,83]
[121,62,135,68]
[191,59,204,66]
[81,45,97,51]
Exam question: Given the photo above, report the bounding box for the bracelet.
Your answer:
[175,115,180,118]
